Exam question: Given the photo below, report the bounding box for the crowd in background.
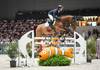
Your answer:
[0,19,42,43]
[0,19,100,43]
[0,8,100,43]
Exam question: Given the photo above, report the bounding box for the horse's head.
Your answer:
[54,15,77,36]
[54,15,74,28]
[53,15,74,34]
[60,15,73,23]
[60,15,77,32]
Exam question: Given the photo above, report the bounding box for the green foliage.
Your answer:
[87,37,96,59]
[26,42,38,58]
[7,42,18,59]
[39,55,71,66]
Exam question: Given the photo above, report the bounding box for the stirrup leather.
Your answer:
[53,21,56,25]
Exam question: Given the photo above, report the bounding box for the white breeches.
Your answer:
[48,14,54,21]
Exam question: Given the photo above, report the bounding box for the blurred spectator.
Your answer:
[88,31,91,37]
[0,19,42,42]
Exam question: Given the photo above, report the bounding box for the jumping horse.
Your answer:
[36,15,78,37]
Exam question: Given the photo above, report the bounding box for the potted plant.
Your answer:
[7,42,18,67]
[87,37,96,63]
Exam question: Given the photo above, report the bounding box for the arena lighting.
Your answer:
[92,22,97,26]
[87,22,92,25]
[81,21,87,26]
[83,16,97,21]
[82,23,86,26]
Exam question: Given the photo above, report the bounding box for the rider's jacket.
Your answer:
[48,9,61,19]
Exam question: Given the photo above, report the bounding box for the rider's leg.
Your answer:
[48,14,56,25]
[48,14,55,29]
[48,14,53,21]
[48,14,55,26]
[48,14,57,34]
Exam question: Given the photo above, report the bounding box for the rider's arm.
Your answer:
[52,9,58,19]
[48,9,60,20]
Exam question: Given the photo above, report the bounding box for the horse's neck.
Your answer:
[61,16,73,23]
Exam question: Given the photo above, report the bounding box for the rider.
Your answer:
[45,5,64,28]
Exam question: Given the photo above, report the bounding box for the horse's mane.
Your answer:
[60,15,73,23]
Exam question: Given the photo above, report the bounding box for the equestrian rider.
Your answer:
[45,5,64,28]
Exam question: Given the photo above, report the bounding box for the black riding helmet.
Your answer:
[57,5,63,10]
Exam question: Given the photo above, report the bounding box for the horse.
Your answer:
[36,15,77,37]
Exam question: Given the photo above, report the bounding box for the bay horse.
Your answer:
[36,15,77,37]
